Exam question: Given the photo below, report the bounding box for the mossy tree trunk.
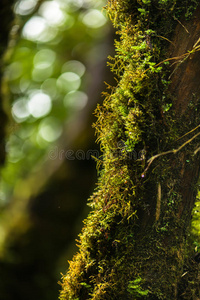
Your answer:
[60,1,200,299]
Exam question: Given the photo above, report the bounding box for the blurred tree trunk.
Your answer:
[0,0,15,164]
[60,2,200,300]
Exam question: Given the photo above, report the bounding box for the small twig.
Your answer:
[143,149,174,175]
[173,16,189,34]
[193,37,200,49]
[156,35,175,46]
[168,58,185,79]
[156,182,161,222]
[194,145,200,155]
[181,271,188,277]
[177,124,200,141]
[175,131,200,152]
[143,131,200,175]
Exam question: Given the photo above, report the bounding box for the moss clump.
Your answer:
[59,1,199,299]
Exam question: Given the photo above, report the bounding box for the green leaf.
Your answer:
[142,0,151,4]
[138,8,148,16]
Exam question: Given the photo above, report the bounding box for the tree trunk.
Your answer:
[60,1,200,299]
[0,0,15,164]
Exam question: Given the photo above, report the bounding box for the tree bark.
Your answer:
[60,1,200,299]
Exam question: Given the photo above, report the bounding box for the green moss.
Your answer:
[59,1,200,299]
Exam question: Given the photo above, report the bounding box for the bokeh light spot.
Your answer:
[22,16,47,40]
[63,0,84,11]
[32,65,53,82]
[12,98,30,122]
[64,91,88,110]
[27,91,52,118]
[81,9,107,28]
[32,49,56,82]
[41,78,58,98]
[39,1,66,26]
[38,117,62,142]
[34,49,56,67]
[19,78,31,93]
[14,0,37,16]
[56,72,81,93]
[6,62,23,81]
[62,60,85,77]
[6,135,25,163]
[22,16,58,42]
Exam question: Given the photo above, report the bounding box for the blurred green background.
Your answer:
[0,0,114,299]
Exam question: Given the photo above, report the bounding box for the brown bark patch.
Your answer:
[169,5,200,116]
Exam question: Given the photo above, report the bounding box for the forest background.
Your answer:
[0,0,113,299]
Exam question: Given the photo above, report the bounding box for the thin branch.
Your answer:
[143,131,200,175]
[156,182,161,222]
[174,131,200,152]
[156,35,175,46]
[173,16,189,34]
[193,37,200,49]
[176,124,200,141]
[194,145,200,155]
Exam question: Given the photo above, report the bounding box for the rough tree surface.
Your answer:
[60,1,200,299]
